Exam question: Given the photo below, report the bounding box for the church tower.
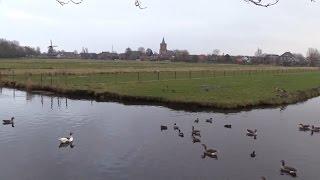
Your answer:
[159,37,167,55]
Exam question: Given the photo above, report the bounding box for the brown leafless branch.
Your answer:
[244,0,279,7]
[56,0,147,9]
[245,0,316,7]
[56,0,83,6]
[135,0,147,9]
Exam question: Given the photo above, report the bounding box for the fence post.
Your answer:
[174,71,177,79]
[189,71,191,79]
[138,72,140,81]
[224,71,226,76]
[157,71,160,80]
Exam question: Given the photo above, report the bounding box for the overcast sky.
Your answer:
[0,0,319,55]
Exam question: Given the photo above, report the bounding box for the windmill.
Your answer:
[48,40,58,56]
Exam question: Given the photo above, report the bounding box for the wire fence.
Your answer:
[0,68,320,87]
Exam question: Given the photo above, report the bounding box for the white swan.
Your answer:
[59,132,73,144]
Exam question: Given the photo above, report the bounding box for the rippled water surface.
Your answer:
[0,88,320,180]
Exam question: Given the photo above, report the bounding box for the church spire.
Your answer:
[162,37,165,44]
[159,37,167,55]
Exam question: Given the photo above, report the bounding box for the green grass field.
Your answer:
[1,59,320,109]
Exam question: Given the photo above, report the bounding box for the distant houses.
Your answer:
[235,52,307,66]
[39,37,313,67]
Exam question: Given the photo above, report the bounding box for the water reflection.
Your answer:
[59,142,75,149]
[26,91,35,101]
[201,153,218,159]
[2,122,15,127]
[51,96,53,109]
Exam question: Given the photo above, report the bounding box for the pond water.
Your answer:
[0,88,319,180]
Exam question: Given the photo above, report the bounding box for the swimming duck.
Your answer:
[206,118,213,123]
[173,123,179,131]
[3,117,14,124]
[311,125,320,132]
[59,132,74,144]
[246,129,257,136]
[192,134,201,143]
[250,151,256,158]
[201,144,218,157]
[298,123,310,130]
[160,125,168,131]
[193,132,201,137]
[224,124,232,128]
[178,129,184,137]
[280,160,297,177]
[194,118,199,123]
[192,126,200,134]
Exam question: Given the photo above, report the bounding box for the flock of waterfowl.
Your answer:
[161,117,302,179]
[2,116,74,148]
[2,115,315,179]
[298,123,320,135]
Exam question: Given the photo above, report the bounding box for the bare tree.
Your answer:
[138,47,146,54]
[212,49,221,56]
[146,48,153,56]
[307,48,320,66]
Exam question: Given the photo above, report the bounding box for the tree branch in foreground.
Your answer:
[244,0,279,7]
[244,0,315,7]
[56,0,83,6]
[135,0,147,9]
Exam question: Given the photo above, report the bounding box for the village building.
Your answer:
[98,52,119,60]
[57,51,79,59]
[279,52,300,66]
[263,54,280,64]
[159,37,167,55]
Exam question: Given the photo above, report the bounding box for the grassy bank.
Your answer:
[1,59,320,110]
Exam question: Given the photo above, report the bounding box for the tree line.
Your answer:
[0,39,41,58]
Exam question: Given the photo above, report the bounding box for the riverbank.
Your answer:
[2,72,320,111]
[1,59,320,111]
